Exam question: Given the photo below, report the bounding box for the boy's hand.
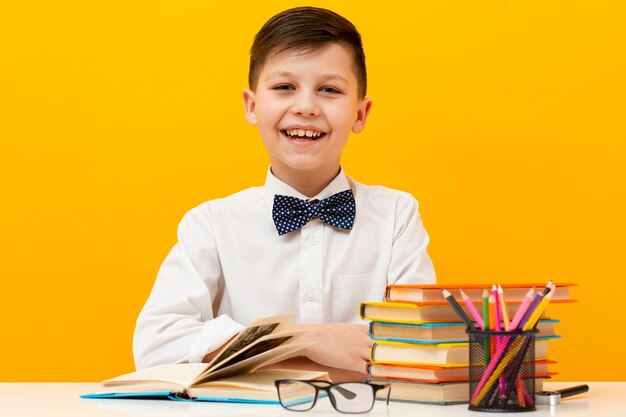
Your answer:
[289,323,371,374]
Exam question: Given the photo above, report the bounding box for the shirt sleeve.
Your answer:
[387,193,437,285]
[132,207,244,370]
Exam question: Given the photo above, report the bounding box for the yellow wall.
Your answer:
[1,1,624,382]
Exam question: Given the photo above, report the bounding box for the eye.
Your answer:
[272,84,295,91]
[320,86,342,94]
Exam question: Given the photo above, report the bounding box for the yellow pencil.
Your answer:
[522,286,555,331]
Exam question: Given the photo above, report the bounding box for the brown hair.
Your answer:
[248,6,367,98]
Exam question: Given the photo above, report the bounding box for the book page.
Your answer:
[193,340,311,385]
[195,369,328,390]
[187,369,328,401]
[208,331,301,372]
[103,363,209,388]
[207,314,296,368]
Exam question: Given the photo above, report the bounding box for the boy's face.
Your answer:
[243,43,372,184]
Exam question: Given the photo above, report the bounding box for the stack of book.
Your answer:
[360,283,575,405]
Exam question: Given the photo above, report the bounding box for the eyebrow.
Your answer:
[265,71,349,84]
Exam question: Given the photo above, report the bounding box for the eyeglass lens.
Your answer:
[277,381,377,413]
[330,383,375,413]
[276,380,318,411]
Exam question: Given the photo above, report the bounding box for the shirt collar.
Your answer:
[263,167,352,209]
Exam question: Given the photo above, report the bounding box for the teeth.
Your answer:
[286,129,322,138]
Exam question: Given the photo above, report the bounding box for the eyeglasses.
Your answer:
[274,380,391,414]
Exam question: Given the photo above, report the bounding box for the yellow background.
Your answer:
[1,1,624,382]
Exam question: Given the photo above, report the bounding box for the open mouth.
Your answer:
[281,129,327,141]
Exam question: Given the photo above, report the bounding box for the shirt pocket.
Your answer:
[331,271,388,323]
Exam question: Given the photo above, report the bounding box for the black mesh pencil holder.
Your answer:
[467,330,536,412]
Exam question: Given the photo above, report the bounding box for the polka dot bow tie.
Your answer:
[272,189,356,236]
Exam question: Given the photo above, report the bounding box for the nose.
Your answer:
[291,90,320,116]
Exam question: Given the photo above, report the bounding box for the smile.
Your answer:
[281,129,326,141]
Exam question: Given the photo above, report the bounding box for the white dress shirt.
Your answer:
[133,168,436,369]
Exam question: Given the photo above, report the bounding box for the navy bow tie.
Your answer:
[272,189,356,236]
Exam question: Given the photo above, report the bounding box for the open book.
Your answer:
[82,314,329,403]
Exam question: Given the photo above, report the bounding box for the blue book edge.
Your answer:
[81,391,172,399]
[81,391,282,404]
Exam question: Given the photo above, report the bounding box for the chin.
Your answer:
[284,161,323,173]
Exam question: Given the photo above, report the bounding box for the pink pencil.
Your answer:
[509,288,535,330]
[492,284,501,331]
[460,290,485,330]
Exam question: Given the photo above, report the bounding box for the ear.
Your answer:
[242,89,258,126]
[351,98,373,134]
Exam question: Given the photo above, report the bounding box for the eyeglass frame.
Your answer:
[274,379,391,414]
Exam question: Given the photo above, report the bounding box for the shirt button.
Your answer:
[309,236,319,246]
[305,290,316,302]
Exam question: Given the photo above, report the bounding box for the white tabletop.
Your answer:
[0,382,623,417]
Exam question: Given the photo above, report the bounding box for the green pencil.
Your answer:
[482,288,490,362]
[482,288,490,330]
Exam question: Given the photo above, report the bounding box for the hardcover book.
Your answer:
[367,360,557,383]
[360,301,549,324]
[370,339,551,366]
[369,319,559,344]
[367,377,547,405]
[385,283,575,304]
[82,314,328,404]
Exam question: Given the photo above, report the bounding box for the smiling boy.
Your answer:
[244,41,370,198]
[133,7,435,379]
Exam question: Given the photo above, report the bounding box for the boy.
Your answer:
[133,6,435,379]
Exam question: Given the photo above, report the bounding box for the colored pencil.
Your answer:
[492,286,504,395]
[482,289,489,330]
[542,280,553,296]
[517,292,544,331]
[488,294,497,365]
[492,285,501,331]
[488,294,496,331]
[523,287,555,330]
[471,336,526,405]
[482,288,491,362]
[460,289,485,330]
[497,285,511,331]
[442,289,476,329]
[509,288,534,330]
[516,374,525,406]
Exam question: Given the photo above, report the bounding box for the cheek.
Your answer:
[328,105,358,131]
[257,115,282,134]
[256,99,286,124]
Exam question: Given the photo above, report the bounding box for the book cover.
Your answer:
[366,376,547,405]
[360,301,550,324]
[369,319,560,344]
[370,339,551,366]
[385,283,576,304]
[367,359,558,383]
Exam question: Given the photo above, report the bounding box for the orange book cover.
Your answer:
[385,283,577,304]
